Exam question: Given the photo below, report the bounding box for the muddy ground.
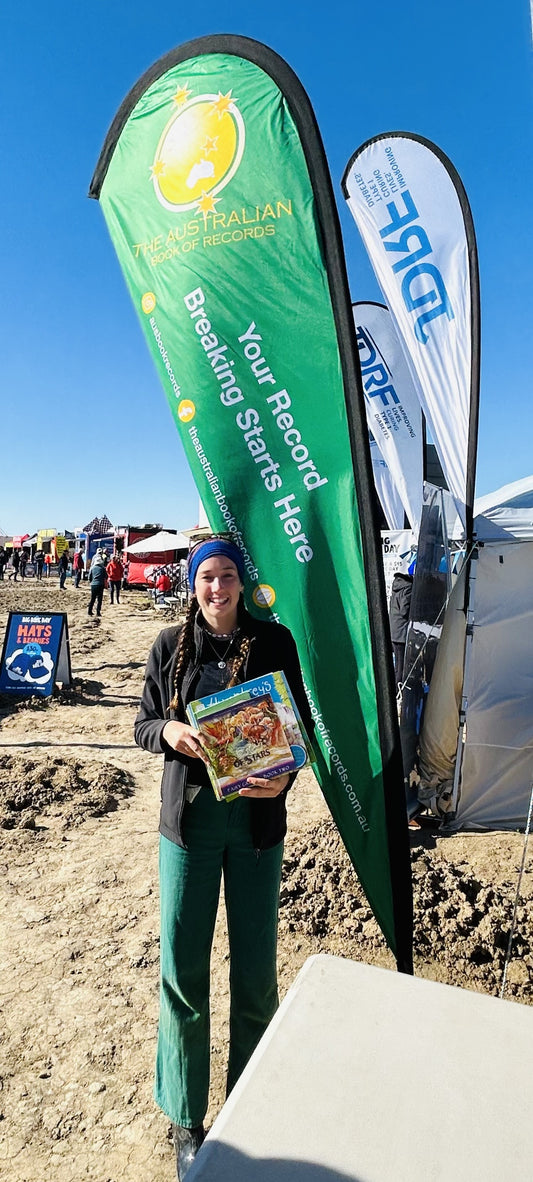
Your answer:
[1,579,532,1181]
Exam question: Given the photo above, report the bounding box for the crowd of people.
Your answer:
[0,546,55,580]
[0,547,26,580]
[0,544,130,620]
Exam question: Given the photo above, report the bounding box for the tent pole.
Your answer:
[450,547,479,816]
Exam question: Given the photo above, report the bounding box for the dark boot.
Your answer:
[172,1124,205,1181]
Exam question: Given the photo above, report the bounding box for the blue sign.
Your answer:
[0,612,72,698]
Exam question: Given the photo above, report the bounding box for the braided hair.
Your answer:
[168,595,198,712]
[169,597,251,712]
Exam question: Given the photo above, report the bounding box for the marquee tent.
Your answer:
[418,476,533,830]
[450,475,533,541]
[125,530,189,554]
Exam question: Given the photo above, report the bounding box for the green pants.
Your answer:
[155,789,284,1127]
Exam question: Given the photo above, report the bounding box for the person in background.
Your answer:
[0,548,6,580]
[155,568,172,600]
[135,536,314,1181]
[8,550,20,581]
[87,552,107,617]
[58,550,69,591]
[106,553,124,604]
[34,550,45,580]
[389,557,415,692]
[90,546,106,572]
[19,550,28,579]
[44,553,52,577]
[73,548,85,589]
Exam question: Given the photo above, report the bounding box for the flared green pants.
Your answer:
[155,789,284,1127]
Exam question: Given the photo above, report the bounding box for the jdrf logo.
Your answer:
[379,191,454,344]
[356,326,399,408]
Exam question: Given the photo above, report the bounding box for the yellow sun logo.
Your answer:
[151,90,245,212]
[178,400,196,422]
[141,291,156,314]
[252,584,276,609]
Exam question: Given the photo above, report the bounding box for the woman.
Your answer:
[106,552,124,604]
[135,536,313,1180]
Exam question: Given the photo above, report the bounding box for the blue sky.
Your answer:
[1,0,532,535]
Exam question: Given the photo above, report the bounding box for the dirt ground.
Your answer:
[1,578,533,1181]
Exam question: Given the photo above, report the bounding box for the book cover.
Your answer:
[186,670,315,801]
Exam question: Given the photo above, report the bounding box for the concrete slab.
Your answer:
[188,954,533,1182]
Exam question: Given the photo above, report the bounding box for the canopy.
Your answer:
[125,530,189,554]
[450,475,533,541]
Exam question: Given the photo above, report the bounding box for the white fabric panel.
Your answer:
[452,542,533,829]
[345,137,474,524]
[354,303,423,531]
[370,440,404,529]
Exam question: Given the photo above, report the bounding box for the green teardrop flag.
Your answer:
[90,35,413,971]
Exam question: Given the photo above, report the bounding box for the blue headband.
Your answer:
[188,539,245,591]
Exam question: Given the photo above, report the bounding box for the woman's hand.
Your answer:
[239,773,290,798]
[162,721,207,761]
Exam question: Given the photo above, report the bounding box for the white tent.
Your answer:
[125,530,189,554]
[418,476,533,830]
[450,474,533,541]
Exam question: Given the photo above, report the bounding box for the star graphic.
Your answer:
[172,83,191,106]
[210,90,235,118]
[201,135,219,156]
[196,191,222,215]
[150,160,166,178]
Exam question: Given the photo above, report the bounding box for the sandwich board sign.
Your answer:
[0,613,72,698]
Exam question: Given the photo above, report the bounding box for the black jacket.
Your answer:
[389,573,413,644]
[134,609,314,851]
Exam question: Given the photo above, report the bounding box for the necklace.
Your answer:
[202,629,238,670]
